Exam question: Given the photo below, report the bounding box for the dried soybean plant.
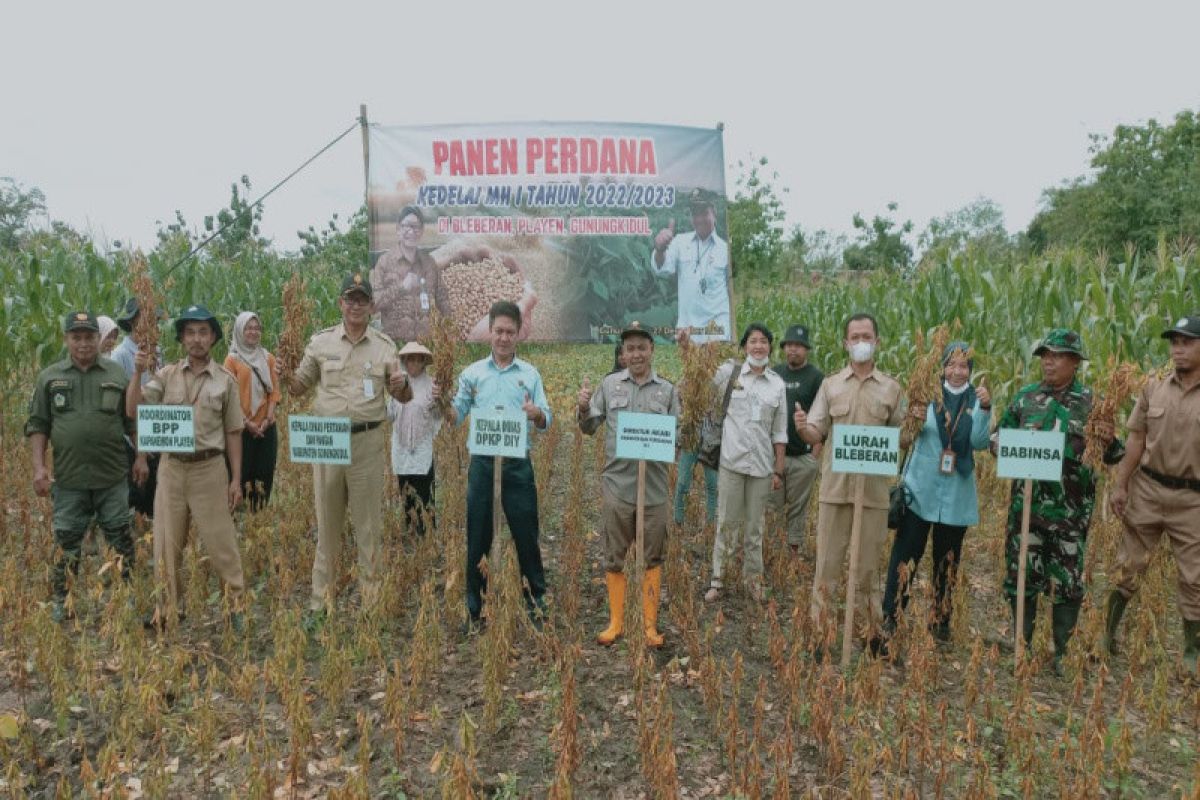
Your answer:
[1083,359,1143,470]
[441,257,523,338]
[901,325,954,449]
[428,307,460,410]
[678,339,722,451]
[277,272,314,382]
[127,251,161,353]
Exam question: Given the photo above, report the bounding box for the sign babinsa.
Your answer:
[289,416,352,465]
[995,429,1065,482]
[137,405,196,453]
[469,407,527,458]
[615,411,677,463]
[830,424,900,476]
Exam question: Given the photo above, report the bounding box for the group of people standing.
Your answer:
[25,281,1200,677]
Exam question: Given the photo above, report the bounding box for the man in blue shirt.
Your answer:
[450,301,552,629]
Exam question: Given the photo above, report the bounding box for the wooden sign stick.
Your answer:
[842,474,866,669]
[1014,477,1034,663]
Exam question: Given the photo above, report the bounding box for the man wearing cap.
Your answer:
[770,324,825,554]
[371,205,450,343]
[578,322,680,646]
[127,305,247,628]
[27,311,136,621]
[1105,314,1200,678]
[993,328,1121,673]
[287,274,411,626]
[449,300,552,629]
[112,297,162,518]
[386,340,443,537]
[650,190,731,344]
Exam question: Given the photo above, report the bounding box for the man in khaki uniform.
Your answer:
[578,322,681,647]
[287,273,411,626]
[128,305,246,629]
[795,313,906,656]
[1106,313,1200,677]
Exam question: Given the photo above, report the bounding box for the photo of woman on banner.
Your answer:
[650,188,732,343]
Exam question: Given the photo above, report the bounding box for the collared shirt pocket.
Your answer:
[201,385,225,413]
[828,397,852,422]
[1145,406,1165,437]
[99,382,124,413]
[49,384,73,413]
[609,392,631,411]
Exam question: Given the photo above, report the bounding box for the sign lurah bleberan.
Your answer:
[830,424,901,476]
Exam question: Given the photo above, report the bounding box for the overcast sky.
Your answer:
[4,0,1197,253]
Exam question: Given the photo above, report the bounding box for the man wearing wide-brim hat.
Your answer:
[386,340,443,537]
[650,188,732,344]
[127,304,248,631]
[578,321,681,646]
[992,327,1123,674]
[1106,313,1200,679]
[27,311,137,622]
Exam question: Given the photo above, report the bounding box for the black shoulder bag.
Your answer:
[696,361,738,470]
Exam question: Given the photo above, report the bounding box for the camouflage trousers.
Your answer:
[1003,518,1088,604]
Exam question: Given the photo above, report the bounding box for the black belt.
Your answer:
[171,448,222,464]
[1141,466,1200,493]
[350,420,383,434]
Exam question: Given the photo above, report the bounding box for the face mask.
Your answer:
[943,380,969,395]
[848,341,874,363]
[747,355,770,368]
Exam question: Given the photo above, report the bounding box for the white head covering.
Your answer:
[228,311,273,414]
[97,315,119,350]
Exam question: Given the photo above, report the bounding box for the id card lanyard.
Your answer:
[938,400,969,475]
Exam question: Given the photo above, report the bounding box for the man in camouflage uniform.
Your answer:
[995,329,1122,672]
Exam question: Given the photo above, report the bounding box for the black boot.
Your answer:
[1103,590,1129,656]
[1051,602,1081,676]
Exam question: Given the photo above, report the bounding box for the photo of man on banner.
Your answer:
[650,188,732,344]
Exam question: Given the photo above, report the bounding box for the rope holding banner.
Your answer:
[165,117,361,277]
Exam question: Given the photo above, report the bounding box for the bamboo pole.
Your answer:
[841,474,866,669]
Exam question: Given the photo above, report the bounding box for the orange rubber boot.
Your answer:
[596,571,626,646]
[644,566,665,648]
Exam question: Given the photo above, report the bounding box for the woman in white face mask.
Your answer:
[881,342,993,641]
[703,322,789,604]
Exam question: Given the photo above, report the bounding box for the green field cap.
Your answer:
[1033,328,1087,360]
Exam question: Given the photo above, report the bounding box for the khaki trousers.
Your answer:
[602,485,668,573]
[768,452,819,546]
[811,501,889,630]
[1115,471,1200,619]
[711,466,772,588]
[154,454,245,610]
[310,426,386,611]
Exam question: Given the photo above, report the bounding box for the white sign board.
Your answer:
[288,416,352,465]
[830,424,901,476]
[615,412,677,463]
[995,428,1065,482]
[469,408,527,458]
[137,405,196,453]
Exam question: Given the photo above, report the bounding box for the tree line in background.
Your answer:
[728,107,1200,284]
